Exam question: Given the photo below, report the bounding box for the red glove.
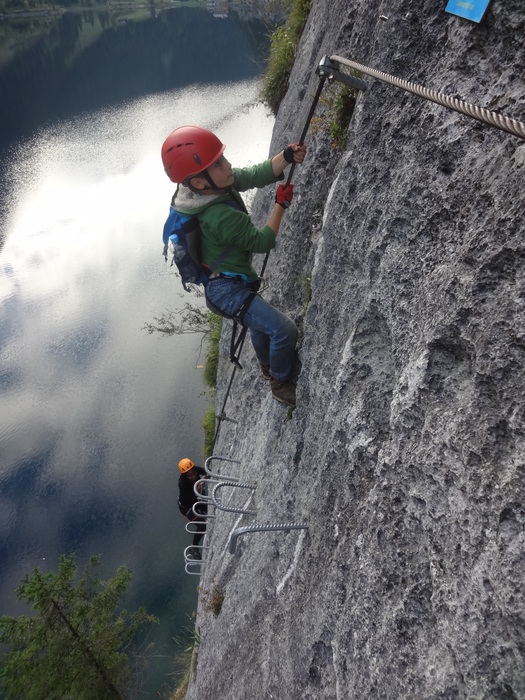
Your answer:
[275,183,294,209]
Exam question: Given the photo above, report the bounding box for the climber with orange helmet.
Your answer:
[177,457,207,560]
[161,125,307,408]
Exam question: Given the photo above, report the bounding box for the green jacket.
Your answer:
[173,159,282,281]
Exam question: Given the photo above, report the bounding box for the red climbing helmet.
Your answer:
[161,125,226,183]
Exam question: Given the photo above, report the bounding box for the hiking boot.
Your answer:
[270,378,296,407]
[187,547,201,561]
[260,363,271,380]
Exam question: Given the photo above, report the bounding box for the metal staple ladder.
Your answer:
[211,480,257,515]
[183,456,309,575]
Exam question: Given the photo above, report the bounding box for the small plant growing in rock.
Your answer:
[301,270,312,315]
[198,581,225,618]
[262,0,314,114]
[170,626,200,700]
[329,85,357,149]
[311,84,358,150]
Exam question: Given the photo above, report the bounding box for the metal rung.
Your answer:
[216,412,239,425]
[193,477,222,502]
[184,544,209,574]
[229,522,308,554]
[211,480,256,515]
[205,455,241,482]
[185,560,204,576]
[185,520,212,537]
[184,544,210,556]
[190,503,215,520]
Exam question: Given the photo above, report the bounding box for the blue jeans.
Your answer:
[205,276,298,382]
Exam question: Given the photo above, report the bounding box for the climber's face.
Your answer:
[206,154,234,189]
[184,467,199,482]
[190,154,234,192]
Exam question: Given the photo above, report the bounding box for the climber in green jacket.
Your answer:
[161,125,307,407]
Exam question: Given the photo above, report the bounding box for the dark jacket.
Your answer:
[178,466,206,519]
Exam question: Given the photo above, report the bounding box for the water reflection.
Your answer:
[0,5,270,145]
[0,79,274,694]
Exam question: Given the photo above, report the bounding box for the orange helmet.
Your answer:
[178,458,195,474]
[161,125,225,183]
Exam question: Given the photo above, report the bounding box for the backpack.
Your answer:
[162,208,210,292]
[161,202,257,368]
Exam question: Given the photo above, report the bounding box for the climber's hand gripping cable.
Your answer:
[272,143,305,210]
[283,142,307,164]
[275,183,294,209]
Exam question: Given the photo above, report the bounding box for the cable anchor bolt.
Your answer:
[316,55,367,92]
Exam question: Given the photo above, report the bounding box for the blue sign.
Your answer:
[445,0,491,22]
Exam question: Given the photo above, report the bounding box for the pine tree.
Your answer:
[0,554,158,700]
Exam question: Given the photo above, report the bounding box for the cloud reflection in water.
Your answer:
[0,80,274,687]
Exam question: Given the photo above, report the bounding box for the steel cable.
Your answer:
[330,54,525,140]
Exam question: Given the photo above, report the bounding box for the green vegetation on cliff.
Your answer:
[261,0,312,113]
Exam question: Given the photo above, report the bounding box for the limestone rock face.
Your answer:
[185,1,525,698]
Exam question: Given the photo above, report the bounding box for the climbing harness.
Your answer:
[227,290,257,368]
[205,281,259,368]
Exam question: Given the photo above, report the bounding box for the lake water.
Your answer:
[0,6,274,696]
